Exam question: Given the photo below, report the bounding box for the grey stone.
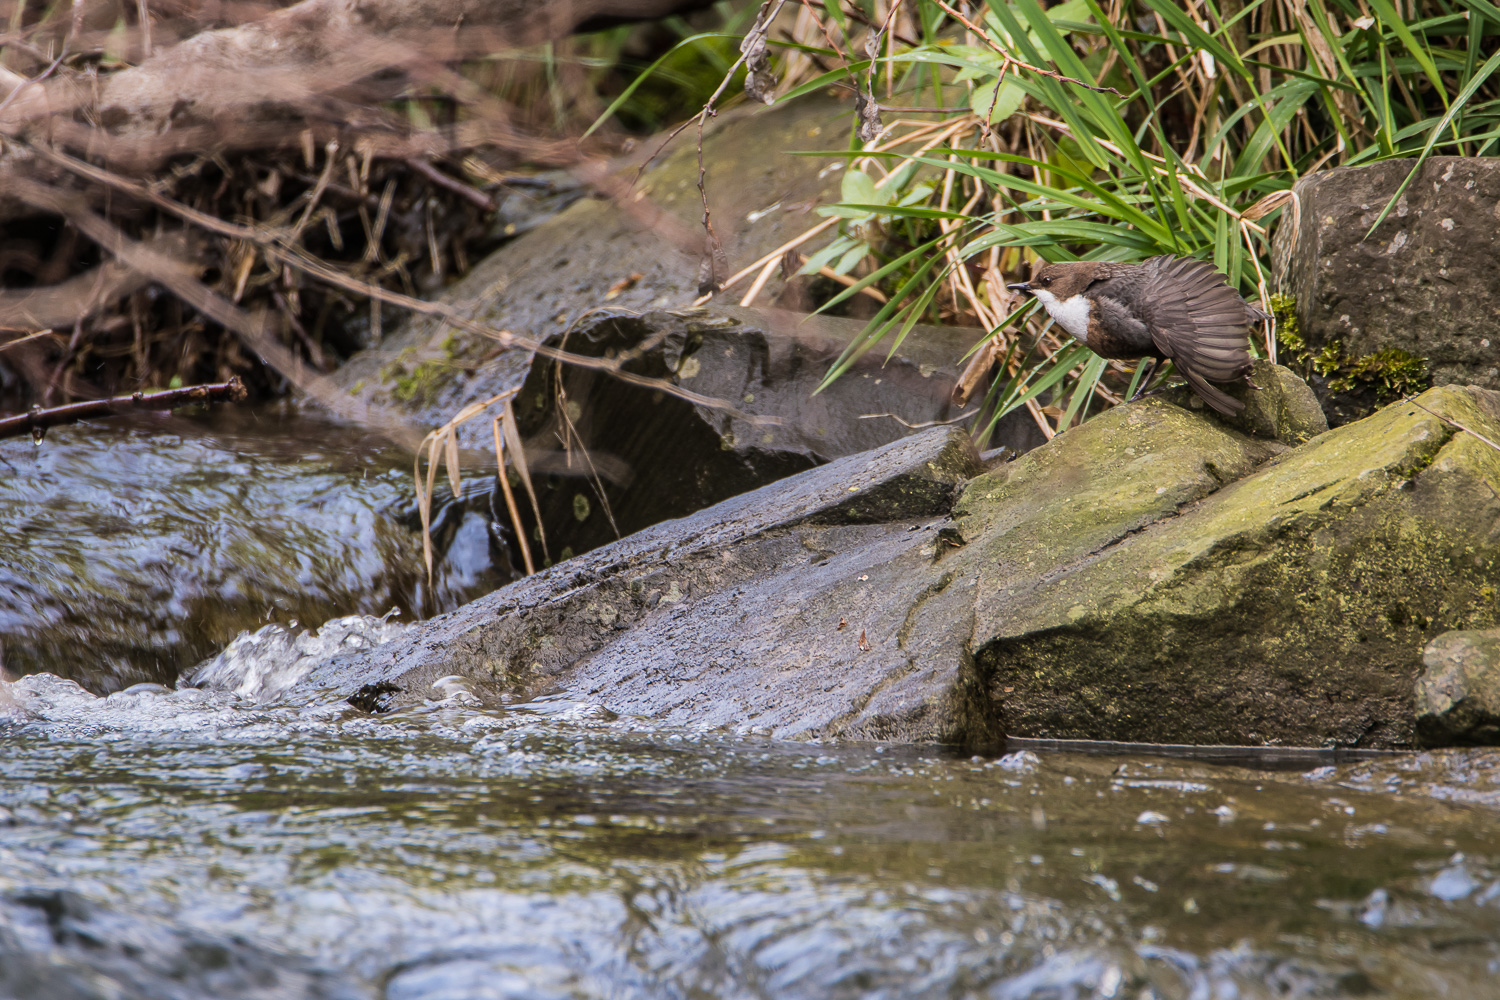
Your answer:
[1272,157,1500,423]
[298,426,988,742]
[332,93,862,448]
[1417,628,1500,746]
[299,386,1500,750]
[1160,359,1328,445]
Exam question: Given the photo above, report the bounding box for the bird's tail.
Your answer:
[1184,370,1245,416]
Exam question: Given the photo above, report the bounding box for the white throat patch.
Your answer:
[1032,290,1091,345]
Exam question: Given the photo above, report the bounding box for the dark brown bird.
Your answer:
[1007,256,1262,416]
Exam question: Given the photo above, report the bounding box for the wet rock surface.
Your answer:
[333,94,857,448]
[1417,628,1500,746]
[302,382,1500,749]
[1273,156,1500,424]
[507,304,1042,562]
[299,425,988,741]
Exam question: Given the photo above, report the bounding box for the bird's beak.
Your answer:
[1007,282,1032,294]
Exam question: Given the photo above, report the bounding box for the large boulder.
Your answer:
[1272,157,1500,424]
[969,385,1500,747]
[333,93,860,447]
[294,380,1500,749]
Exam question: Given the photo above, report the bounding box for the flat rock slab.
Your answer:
[299,381,1500,749]
[298,426,989,740]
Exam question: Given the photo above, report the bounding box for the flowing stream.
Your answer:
[3,411,1500,998]
[1,653,1498,999]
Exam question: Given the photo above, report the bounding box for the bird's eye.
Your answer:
[1040,276,1052,286]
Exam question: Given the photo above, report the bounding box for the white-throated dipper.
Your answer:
[1007,255,1262,415]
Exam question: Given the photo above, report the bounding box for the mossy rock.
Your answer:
[1416,628,1500,746]
[1158,359,1328,445]
[966,385,1500,748]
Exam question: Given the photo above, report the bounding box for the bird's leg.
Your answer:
[1128,358,1160,402]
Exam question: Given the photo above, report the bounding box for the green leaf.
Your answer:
[841,168,880,207]
[798,237,856,276]
[971,78,1027,123]
[833,240,871,276]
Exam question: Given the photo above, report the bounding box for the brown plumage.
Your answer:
[1007,255,1262,416]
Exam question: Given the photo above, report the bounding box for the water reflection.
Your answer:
[0,408,509,692]
[1,672,1498,998]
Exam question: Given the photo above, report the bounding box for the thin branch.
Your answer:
[0,377,248,440]
[1403,396,1500,456]
[405,156,495,211]
[926,0,1120,95]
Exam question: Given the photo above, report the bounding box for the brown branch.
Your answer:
[0,0,721,156]
[0,377,248,440]
[404,156,494,211]
[0,232,194,331]
[0,170,432,450]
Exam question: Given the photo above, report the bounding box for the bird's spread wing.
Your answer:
[1140,256,1255,415]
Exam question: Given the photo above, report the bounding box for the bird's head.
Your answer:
[1006,261,1100,305]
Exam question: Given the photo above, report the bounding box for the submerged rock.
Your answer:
[1272,157,1500,424]
[296,383,1500,749]
[1417,629,1500,746]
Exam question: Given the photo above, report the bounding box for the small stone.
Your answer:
[1415,628,1500,746]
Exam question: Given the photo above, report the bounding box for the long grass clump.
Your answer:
[713,0,1500,440]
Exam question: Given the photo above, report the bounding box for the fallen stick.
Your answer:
[0,376,248,441]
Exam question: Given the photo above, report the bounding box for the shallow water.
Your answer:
[2,651,1498,1000]
[0,407,510,691]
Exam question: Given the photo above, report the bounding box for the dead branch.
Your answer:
[0,0,719,160]
[0,170,431,449]
[0,376,248,440]
[0,232,194,331]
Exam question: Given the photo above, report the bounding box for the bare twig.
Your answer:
[1403,396,1500,456]
[406,156,495,211]
[0,330,61,353]
[857,409,976,429]
[0,377,248,440]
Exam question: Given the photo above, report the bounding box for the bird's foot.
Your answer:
[1127,360,1161,402]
